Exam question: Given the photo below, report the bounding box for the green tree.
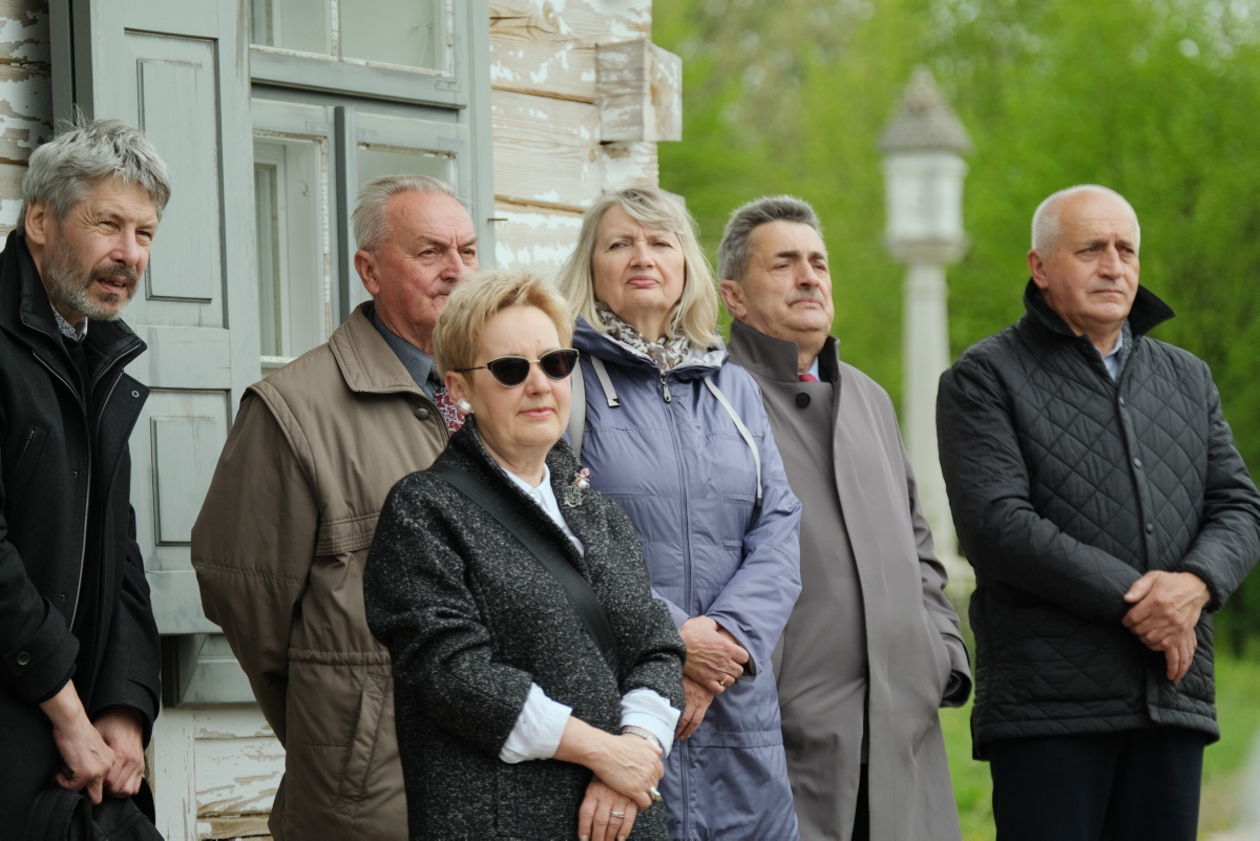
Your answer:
[654,0,1260,648]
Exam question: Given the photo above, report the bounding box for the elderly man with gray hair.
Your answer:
[0,117,168,828]
[717,195,971,841]
[193,174,479,840]
[937,184,1260,841]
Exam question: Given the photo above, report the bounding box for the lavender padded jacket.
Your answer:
[573,319,803,841]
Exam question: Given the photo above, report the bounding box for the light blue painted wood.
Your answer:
[52,0,260,652]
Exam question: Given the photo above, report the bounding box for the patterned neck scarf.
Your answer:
[595,301,692,372]
[432,382,465,434]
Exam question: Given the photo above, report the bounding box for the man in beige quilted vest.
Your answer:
[192,174,479,840]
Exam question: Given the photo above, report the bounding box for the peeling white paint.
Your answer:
[601,141,657,188]
[0,10,49,63]
[0,198,22,229]
[529,64,550,84]
[490,61,518,81]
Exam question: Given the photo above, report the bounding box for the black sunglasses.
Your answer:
[454,348,580,387]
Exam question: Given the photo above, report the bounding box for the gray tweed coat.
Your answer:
[365,421,686,841]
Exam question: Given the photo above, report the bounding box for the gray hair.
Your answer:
[718,195,823,282]
[20,116,171,229]
[556,185,719,349]
[352,174,463,251]
[1031,184,1141,253]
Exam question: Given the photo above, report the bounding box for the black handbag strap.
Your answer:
[428,461,619,671]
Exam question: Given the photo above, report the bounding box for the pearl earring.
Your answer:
[457,399,474,414]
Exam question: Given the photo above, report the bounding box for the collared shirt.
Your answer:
[53,306,88,343]
[497,464,679,762]
[1100,321,1133,381]
[505,464,583,554]
[802,355,821,381]
[369,306,438,398]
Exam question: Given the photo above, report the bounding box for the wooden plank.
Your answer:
[194,706,284,818]
[490,0,650,102]
[0,0,52,232]
[492,90,658,210]
[150,706,200,841]
[596,39,682,142]
[492,202,582,277]
[199,815,272,840]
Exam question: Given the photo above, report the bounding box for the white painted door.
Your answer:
[54,0,258,643]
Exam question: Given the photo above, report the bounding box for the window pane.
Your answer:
[340,0,446,70]
[249,0,330,55]
[253,162,282,357]
[253,135,331,362]
[357,143,454,188]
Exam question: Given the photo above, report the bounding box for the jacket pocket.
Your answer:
[8,423,48,500]
[335,669,389,805]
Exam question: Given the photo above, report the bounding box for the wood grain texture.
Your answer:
[492,89,658,210]
[490,0,650,102]
[0,0,51,233]
[596,38,681,142]
[492,201,582,277]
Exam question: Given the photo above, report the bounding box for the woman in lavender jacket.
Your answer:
[558,186,803,841]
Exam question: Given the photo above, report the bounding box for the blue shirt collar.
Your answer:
[369,305,438,397]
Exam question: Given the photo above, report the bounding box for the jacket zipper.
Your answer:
[659,373,693,837]
[18,425,38,458]
[33,352,93,628]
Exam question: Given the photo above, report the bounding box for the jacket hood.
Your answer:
[1021,278,1175,340]
[573,317,726,379]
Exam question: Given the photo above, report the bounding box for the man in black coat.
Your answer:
[937,184,1260,841]
[0,118,169,828]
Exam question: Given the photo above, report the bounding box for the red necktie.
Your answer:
[798,372,819,382]
[433,384,465,434]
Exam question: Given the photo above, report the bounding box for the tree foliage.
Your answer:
[654,0,1260,647]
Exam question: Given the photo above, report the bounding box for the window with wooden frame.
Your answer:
[247,0,492,371]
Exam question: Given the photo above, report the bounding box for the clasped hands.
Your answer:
[578,732,664,841]
[675,616,749,741]
[1122,571,1210,684]
[44,685,146,805]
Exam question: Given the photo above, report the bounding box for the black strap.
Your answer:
[428,461,619,671]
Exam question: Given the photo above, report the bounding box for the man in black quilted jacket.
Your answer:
[937,184,1260,841]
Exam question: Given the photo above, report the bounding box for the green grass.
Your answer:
[941,649,1260,840]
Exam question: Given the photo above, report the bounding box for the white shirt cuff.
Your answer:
[499,683,572,763]
[620,687,680,757]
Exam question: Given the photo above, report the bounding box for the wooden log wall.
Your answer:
[490,0,660,278]
[0,0,51,234]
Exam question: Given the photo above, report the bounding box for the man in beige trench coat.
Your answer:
[192,175,479,841]
[718,195,971,841]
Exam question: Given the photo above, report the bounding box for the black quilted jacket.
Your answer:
[937,281,1260,757]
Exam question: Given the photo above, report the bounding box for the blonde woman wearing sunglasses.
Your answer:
[364,270,685,841]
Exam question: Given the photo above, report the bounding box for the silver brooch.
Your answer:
[562,468,591,507]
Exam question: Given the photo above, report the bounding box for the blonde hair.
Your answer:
[556,186,719,348]
[432,270,574,373]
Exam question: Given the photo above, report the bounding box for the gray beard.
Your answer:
[42,236,136,322]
